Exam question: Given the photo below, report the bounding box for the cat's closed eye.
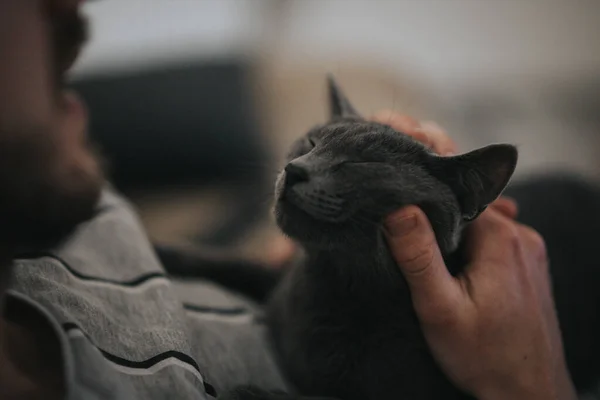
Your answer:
[342,161,380,166]
[330,160,381,172]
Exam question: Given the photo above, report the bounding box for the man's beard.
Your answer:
[0,5,106,252]
[0,121,104,252]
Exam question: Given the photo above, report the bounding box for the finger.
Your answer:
[489,197,518,219]
[402,129,434,149]
[370,111,434,149]
[384,206,462,321]
[370,110,421,134]
[415,121,457,155]
[519,224,547,266]
[515,224,554,323]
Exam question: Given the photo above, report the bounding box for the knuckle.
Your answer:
[518,224,544,246]
[407,131,432,148]
[526,228,548,261]
[389,114,420,132]
[530,230,546,251]
[497,223,520,244]
[421,121,455,153]
[492,197,513,211]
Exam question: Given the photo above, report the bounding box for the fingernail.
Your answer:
[385,213,418,237]
[443,151,455,156]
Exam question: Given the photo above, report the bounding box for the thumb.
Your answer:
[384,206,461,321]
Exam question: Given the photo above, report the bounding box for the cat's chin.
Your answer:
[274,199,379,250]
[274,199,322,245]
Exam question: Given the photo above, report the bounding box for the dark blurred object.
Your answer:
[71,61,271,246]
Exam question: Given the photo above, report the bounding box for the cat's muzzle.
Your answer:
[283,184,347,224]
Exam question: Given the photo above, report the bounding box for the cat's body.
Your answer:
[264,106,484,399]
[268,245,465,400]
[161,77,600,399]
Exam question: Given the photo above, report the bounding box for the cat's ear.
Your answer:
[434,144,518,221]
[327,74,361,119]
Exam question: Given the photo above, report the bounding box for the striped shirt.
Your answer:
[7,188,290,399]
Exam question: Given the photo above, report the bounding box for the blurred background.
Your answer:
[70,0,600,260]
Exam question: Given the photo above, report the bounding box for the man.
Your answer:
[0,1,578,399]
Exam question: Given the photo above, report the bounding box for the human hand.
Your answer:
[370,110,457,155]
[370,110,574,397]
[384,204,577,400]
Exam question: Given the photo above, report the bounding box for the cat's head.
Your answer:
[274,76,518,254]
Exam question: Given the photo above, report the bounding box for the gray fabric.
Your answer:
[7,188,289,399]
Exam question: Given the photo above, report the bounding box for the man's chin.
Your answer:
[0,147,105,253]
[15,178,103,252]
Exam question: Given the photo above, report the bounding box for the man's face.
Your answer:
[0,0,104,250]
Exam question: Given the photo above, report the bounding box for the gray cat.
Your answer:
[262,76,516,400]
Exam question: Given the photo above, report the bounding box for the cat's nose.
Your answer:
[284,161,310,187]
